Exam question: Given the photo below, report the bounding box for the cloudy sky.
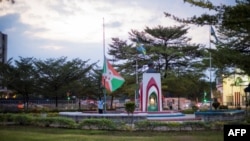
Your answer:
[0,0,235,66]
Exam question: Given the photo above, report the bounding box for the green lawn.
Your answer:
[0,126,224,141]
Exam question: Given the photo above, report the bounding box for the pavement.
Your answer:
[147,114,201,122]
[60,111,201,122]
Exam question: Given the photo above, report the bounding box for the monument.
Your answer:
[139,62,163,112]
[59,62,186,122]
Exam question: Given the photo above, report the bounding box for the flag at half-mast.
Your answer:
[102,56,125,92]
[136,43,146,55]
[210,26,218,43]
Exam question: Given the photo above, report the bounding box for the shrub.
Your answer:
[32,117,76,128]
[210,121,225,130]
[245,116,250,124]
[181,109,195,114]
[78,118,116,130]
[182,121,207,130]
[125,102,136,115]
[13,114,33,125]
[0,113,15,124]
[212,98,220,110]
[134,120,164,131]
[192,105,199,111]
[219,105,228,109]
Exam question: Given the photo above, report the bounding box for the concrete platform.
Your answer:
[59,111,200,122]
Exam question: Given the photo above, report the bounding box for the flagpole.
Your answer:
[209,26,212,110]
[135,41,140,111]
[103,17,107,113]
[103,17,105,57]
[135,56,138,110]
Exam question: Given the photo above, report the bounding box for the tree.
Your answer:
[0,58,14,90]
[34,57,96,108]
[107,38,137,106]
[125,101,136,125]
[135,25,206,98]
[6,57,37,110]
[77,67,103,100]
[164,0,250,76]
[213,0,250,76]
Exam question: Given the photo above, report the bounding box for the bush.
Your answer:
[245,116,250,124]
[125,102,136,115]
[192,105,199,111]
[219,105,228,109]
[32,116,76,128]
[78,118,116,130]
[134,120,159,131]
[13,114,33,125]
[212,98,220,110]
[0,113,15,124]
[182,121,207,130]
[181,109,195,114]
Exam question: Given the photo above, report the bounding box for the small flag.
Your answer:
[136,44,146,55]
[102,56,125,92]
[210,26,218,43]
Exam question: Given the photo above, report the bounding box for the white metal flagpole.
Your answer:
[103,17,107,113]
[103,17,105,57]
[135,57,138,110]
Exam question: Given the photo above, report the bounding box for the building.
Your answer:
[0,32,8,90]
[217,69,250,107]
[0,32,7,63]
[163,97,191,110]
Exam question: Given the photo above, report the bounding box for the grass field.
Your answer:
[0,126,224,141]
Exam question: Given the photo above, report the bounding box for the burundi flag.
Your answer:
[136,43,146,55]
[102,56,125,92]
[210,26,218,43]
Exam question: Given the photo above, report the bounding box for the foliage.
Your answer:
[0,0,15,4]
[108,25,208,100]
[209,121,225,130]
[246,116,250,124]
[1,57,38,110]
[165,0,250,76]
[219,105,228,109]
[134,120,210,131]
[181,108,196,114]
[191,104,199,111]
[0,113,15,125]
[125,101,136,115]
[0,57,98,110]
[32,117,76,128]
[212,98,220,110]
[0,113,249,132]
[134,120,162,131]
[12,114,33,125]
[182,121,209,130]
[78,118,116,130]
